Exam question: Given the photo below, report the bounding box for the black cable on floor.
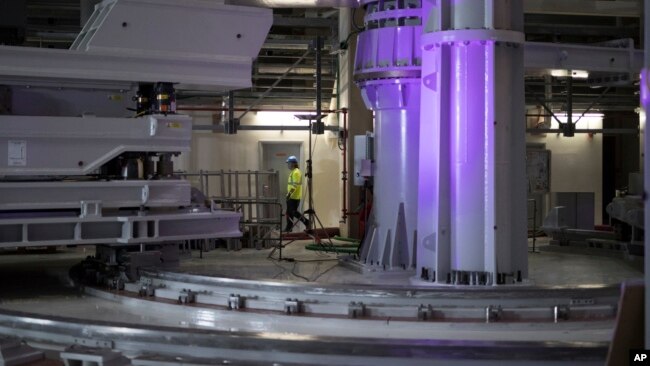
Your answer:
[311,263,338,282]
[290,261,310,282]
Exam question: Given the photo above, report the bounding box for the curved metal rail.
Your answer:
[129,269,621,323]
[0,307,608,366]
[0,268,621,365]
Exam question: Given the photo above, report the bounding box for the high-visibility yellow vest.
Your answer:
[287,168,302,200]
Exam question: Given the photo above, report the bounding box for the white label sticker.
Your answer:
[8,140,26,166]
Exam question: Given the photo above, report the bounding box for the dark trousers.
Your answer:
[285,199,307,230]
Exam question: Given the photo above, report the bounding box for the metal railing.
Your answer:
[177,170,282,249]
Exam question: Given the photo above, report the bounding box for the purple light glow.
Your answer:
[416,0,527,284]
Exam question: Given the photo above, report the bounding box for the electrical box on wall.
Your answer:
[354,133,374,186]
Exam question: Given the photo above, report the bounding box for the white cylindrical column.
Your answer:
[358,79,420,269]
[354,0,422,270]
[375,87,420,250]
[417,0,527,285]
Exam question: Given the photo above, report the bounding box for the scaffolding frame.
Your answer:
[178,170,282,250]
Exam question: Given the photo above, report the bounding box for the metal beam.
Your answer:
[253,74,336,81]
[227,0,360,7]
[235,91,334,99]
[524,41,644,73]
[526,128,639,135]
[273,15,336,28]
[0,180,191,210]
[524,0,641,17]
[263,38,332,50]
[0,209,242,248]
[240,49,311,120]
[193,124,340,132]
[525,24,639,38]
[231,0,640,17]
[0,45,255,91]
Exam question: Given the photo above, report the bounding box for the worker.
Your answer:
[285,155,310,232]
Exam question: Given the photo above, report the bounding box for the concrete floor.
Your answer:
[0,237,642,297]
[178,237,643,287]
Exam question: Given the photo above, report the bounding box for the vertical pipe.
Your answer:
[566,75,574,137]
[199,169,205,195]
[274,171,281,221]
[248,170,252,221]
[228,171,232,201]
[229,91,234,122]
[342,108,348,221]
[235,171,240,213]
[255,171,261,247]
[220,170,225,201]
[205,172,210,198]
[307,35,323,231]
[316,36,323,124]
[532,199,537,252]
[567,75,573,124]
[255,171,260,221]
[227,91,236,135]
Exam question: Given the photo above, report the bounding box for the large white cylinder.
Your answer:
[359,79,420,269]
[417,0,528,285]
[354,0,422,270]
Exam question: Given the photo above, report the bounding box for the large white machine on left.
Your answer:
[0,0,273,275]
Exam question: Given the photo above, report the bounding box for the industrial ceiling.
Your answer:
[1,0,643,113]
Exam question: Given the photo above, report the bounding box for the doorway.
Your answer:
[260,141,304,229]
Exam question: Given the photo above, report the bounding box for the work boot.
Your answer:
[284,220,294,232]
[302,219,311,232]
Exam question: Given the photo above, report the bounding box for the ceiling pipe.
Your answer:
[177,106,340,113]
[226,0,360,7]
[228,0,641,18]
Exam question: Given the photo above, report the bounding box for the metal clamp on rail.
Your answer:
[417,304,434,321]
[485,305,503,323]
[178,290,196,305]
[348,302,366,319]
[138,283,157,297]
[284,298,302,315]
[228,294,245,310]
[554,305,570,323]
